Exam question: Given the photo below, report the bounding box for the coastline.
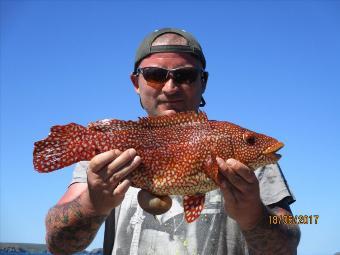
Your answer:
[0,243,102,255]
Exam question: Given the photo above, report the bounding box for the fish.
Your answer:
[33,111,284,223]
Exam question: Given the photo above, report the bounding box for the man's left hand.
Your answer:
[216,157,264,230]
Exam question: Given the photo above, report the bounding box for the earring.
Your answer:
[199,97,206,107]
[139,97,145,109]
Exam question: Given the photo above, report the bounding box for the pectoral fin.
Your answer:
[183,194,205,223]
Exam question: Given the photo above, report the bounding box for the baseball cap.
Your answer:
[134,28,206,72]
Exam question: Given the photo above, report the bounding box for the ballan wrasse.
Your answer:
[33,111,284,223]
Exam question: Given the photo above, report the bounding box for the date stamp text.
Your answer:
[269,215,319,225]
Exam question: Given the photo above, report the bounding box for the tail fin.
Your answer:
[34,123,99,173]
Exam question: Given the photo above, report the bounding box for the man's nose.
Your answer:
[162,78,179,94]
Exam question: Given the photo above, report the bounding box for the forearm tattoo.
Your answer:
[45,196,106,255]
[242,206,301,255]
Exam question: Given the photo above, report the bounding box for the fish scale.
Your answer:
[33,111,284,222]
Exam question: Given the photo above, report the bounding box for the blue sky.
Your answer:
[1,1,339,254]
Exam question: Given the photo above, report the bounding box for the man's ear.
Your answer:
[201,71,208,93]
[130,73,140,94]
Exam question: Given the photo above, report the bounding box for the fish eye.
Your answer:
[243,132,256,145]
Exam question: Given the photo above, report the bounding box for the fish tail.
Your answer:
[33,123,100,173]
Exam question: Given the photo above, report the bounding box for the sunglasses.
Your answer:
[135,66,205,86]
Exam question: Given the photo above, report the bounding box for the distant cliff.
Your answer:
[0,243,103,254]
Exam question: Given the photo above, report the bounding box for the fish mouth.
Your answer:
[263,142,284,161]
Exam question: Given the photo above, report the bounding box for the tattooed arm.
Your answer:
[45,187,107,255]
[242,200,301,255]
[45,149,142,255]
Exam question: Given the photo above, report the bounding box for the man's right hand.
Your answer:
[85,148,142,215]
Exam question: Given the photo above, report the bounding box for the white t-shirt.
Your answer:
[72,162,295,255]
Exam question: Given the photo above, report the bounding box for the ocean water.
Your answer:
[0,253,93,255]
[0,253,48,255]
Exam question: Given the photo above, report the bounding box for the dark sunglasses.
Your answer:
[135,66,205,86]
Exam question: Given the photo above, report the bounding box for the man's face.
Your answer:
[131,52,206,117]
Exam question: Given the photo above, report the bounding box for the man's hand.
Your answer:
[216,157,264,230]
[86,148,142,215]
[217,157,300,254]
[45,149,141,254]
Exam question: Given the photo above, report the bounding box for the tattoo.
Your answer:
[242,206,301,255]
[45,196,106,255]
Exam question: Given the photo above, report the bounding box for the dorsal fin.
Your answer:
[88,119,138,132]
[138,111,208,128]
[87,111,208,132]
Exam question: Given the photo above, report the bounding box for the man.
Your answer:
[45,28,300,255]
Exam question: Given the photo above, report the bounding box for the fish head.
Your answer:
[231,128,284,170]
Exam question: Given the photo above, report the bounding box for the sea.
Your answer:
[0,253,99,255]
[0,243,102,255]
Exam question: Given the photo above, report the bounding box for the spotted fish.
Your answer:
[33,111,284,222]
